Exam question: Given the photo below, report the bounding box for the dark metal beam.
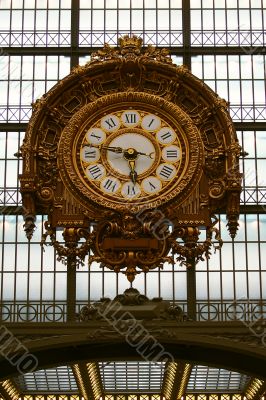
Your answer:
[240,205,266,213]
[1,320,266,380]
[1,123,265,137]
[0,47,73,55]
[182,0,191,69]
[66,0,79,324]
[2,46,265,57]
[234,122,266,131]
[71,0,80,69]
[1,122,266,133]
[0,206,24,215]
[186,259,196,320]
[67,257,77,322]
[188,46,266,55]
[0,123,28,131]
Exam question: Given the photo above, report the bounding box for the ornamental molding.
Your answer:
[2,322,265,358]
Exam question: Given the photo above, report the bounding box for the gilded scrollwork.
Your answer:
[19,137,32,173]
[31,95,46,111]
[209,179,226,199]
[189,105,213,127]
[142,44,172,64]
[169,225,223,268]
[204,147,226,179]
[91,43,120,62]
[70,64,86,75]
[88,212,173,282]
[41,222,95,268]
[37,145,58,201]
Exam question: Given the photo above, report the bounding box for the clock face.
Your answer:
[58,91,204,213]
[76,108,186,204]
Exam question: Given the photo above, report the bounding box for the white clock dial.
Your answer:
[156,127,176,144]
[121,110,141,127]
[101,176,121,194]
[85,163,106,181]
[142,176,162,194]
[156,163,177,181]
[86,128,106,145]
[162,145,181,162]
[121,182,141,199]
[141,114,161,131]
[107,133,155,176]
[78,106,187,209]
[81,146,100,163]
[101,114,120,132]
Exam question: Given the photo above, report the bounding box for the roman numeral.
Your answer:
[84,149,96,159]
[148,181,156,190]
[148,118,155,128]
[90,133,101,140]
[166,150,178,158]
[127,185,136,195]
[104,118,117,129]
[125,113,137,124]
[88,165,103,179]
[103,179,117,192]
[161,131,172,141]
[159,165,174,179]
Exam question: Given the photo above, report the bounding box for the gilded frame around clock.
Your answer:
[58,92,204,212]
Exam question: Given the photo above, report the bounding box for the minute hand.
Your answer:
[135,150,155,159]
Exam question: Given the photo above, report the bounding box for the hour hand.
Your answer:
[128,160,137,184]
[99,145,123,154]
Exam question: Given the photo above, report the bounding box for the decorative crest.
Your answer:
[118,34,143,52]
[90,35,172,64]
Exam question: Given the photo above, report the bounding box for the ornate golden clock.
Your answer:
[19,36,242,281]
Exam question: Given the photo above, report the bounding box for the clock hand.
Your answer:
[135,151,155,159]
[128,160,137,184]
[123,148,138,184]
[99,145,123,154]
[83,144,123,154]
[89,144,154,159]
